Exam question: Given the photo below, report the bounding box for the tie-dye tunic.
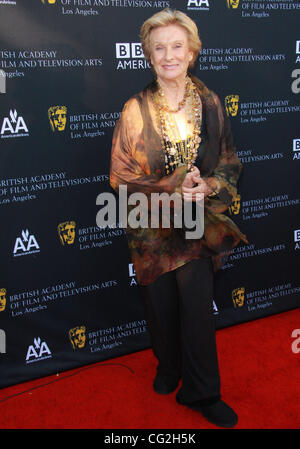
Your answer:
[110,75,248,285]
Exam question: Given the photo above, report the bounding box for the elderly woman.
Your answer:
[110,9,247,428]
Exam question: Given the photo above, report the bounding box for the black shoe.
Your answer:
[177,396,238,428]
[153,372,179,395]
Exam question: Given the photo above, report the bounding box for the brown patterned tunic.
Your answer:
[110,75,248,285]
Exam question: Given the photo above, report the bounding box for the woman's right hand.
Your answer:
[182,166,211,202]
[182,166,200,189]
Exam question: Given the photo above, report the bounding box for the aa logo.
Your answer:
[69,326,86,350]
[232,287,245,308]
[58,221,76,246]
[225,95,239,117]
[0,288,6,312]
[228,194,241,215]
[186,0,210,10]
[226,0,240,9]
[13,229,40,257]
[26,337,52,364]
[0,109,29,138]
[48,105,67,132]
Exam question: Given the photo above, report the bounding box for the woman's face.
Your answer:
[149,24,193,84]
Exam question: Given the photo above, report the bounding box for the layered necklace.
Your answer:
[151,76,202,175]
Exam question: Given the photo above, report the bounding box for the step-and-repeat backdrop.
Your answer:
[0,0,299,388]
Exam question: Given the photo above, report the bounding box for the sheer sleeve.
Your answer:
[205,93,242,211]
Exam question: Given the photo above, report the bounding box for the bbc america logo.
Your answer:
[294,230,300,242]
[293,138,300,159]
[115,43,150,70]
[116,43,144,59]
[293,139,300,151]
[294,230,300,250]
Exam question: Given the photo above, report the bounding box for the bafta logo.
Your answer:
[41,0,56,4]
[226,0,240,8]
[0,288,6,312]
[228,194,241,215]
[58,221,76,246]
[48,106,67,132]
[232,287,245,308]
[69,326,86,350]
[225,95,239,117]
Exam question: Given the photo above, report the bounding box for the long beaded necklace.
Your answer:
[151,76,202,174]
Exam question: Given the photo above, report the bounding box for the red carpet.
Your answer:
[1,308,300,429]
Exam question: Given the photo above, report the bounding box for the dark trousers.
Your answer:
[140,257,221,405]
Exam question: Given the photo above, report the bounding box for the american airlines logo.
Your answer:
[1,109,29,138]
[26,337,52,364]
[13,229,40,257]
[187,0,210,10]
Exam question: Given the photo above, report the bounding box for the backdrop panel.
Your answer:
[0,0,299,388]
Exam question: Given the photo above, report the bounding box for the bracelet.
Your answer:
[208,178,221,198]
